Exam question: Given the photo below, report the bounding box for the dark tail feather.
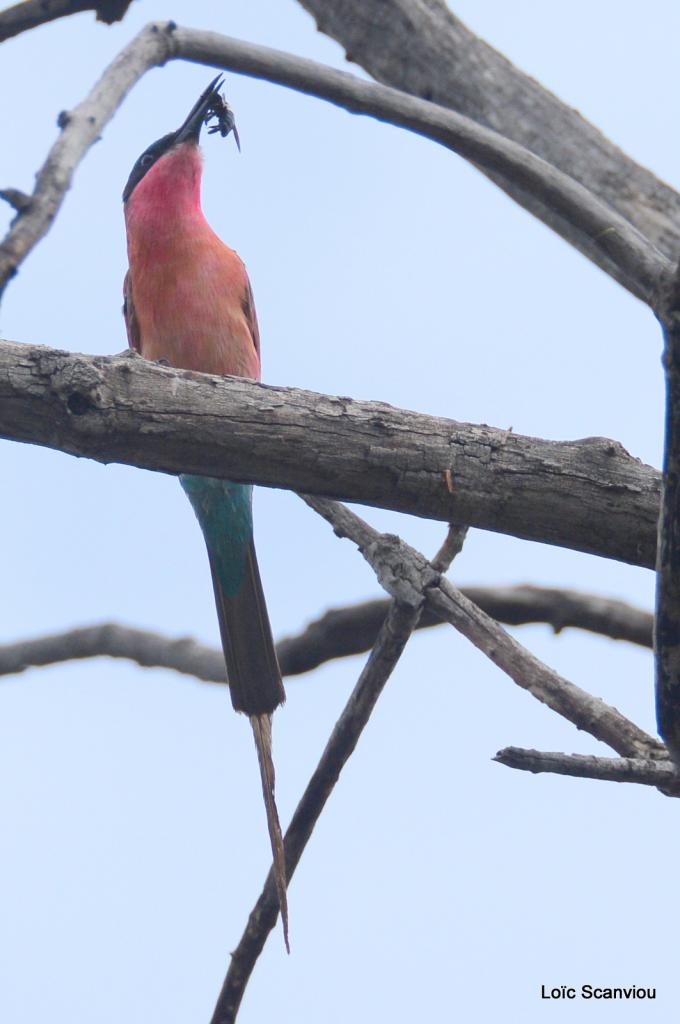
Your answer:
[208,539,285,715]
[208,538,289,947]
[251,712,290,952]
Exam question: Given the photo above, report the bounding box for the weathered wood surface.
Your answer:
[0,339,660,566]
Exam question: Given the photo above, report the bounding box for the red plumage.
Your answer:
[124,143,261,379]
[122,83,289,950]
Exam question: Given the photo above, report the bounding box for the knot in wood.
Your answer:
[50,356,104,416]
[365,533,439,608]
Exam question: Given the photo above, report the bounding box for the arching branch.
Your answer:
[0,21,670,303]
[167,24,669,305]
[296,0,680,270]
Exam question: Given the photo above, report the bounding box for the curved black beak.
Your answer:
[174,74,239,149]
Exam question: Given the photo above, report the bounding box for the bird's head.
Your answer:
[123,74,239,205]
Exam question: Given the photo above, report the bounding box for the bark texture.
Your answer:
[0,340,660,567]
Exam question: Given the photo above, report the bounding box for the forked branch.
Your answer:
[302,496,664,760]
[211,526,466,1023]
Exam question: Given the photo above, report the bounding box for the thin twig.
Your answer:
[431,523,468,572]
[495,746,680,792]
[0,22,174,296]
[211,521,466,1022]
[302,495,664,760]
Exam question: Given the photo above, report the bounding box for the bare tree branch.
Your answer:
[167,24,669,306]
[0,623,228,683]
[0,21,173,296]
[495,747,680,792]
[0,342,660,568]
[0,585,654,683]
[302,496,664,759]
[2,20,670,303]
[454,585,653,648]
[278,584,655,670]
[212,526,470,1022]
[2,4,673,1015]
[295,0,680,271]
[212,604,421,1023]
[654,272,680,762]
[0,0,132,43]
[431,522,468,572]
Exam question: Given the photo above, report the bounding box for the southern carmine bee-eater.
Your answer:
[122,76,289,949]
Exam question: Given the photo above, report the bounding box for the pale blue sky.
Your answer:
[1,2,676,1020]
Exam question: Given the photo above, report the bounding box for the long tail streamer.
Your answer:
[250,712,289,952]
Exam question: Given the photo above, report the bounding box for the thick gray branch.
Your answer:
[495,747,680,792]
[296,0,680,276]
[303,496,663,760]
[0,341,660,567]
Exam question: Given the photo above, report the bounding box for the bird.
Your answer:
[121,76,289,950]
